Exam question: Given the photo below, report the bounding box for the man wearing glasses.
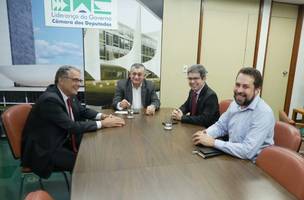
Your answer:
[171,64,220,127]
[112,63,160,115]
[22,65,125,178]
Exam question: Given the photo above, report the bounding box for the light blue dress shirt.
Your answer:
[206,96,275,161]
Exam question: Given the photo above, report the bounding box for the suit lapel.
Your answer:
[126,79,133,103]
[55,86,69,115]
[197,84,208,103]
[141,80,147,107]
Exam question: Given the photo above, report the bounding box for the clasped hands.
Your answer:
[119,99,156,115]
[171,109,183,120]
[192,130,215,147]
[101,114,125,128]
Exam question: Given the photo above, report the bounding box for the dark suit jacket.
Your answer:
[112,78,160,110]
[180,84,220,127]
[21,85,98,178]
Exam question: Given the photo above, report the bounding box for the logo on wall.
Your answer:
[44,0,117,29]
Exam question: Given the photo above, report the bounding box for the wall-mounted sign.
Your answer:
[44,0,117,29]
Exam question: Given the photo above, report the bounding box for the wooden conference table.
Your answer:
[71,108,295,200]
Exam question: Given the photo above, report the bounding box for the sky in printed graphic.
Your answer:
[32,0,83,66]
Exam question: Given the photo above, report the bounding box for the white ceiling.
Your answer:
[275,0,304,4]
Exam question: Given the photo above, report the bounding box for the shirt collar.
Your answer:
[193,84,205,96]
[132,83,142,90]
[58,87,69,102]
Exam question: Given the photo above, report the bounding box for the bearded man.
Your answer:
[192,67,275,161]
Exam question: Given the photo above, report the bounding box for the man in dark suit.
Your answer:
[171,64,219,127]
[112,63,160,115]
[21,65,125,178]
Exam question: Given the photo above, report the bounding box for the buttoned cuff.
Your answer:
[214,139,225,150]
[96,121,102,129]
[117,102,123,110]
[96,113,102,120]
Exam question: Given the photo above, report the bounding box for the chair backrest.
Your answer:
[256,146,304,200]
[279,110,295,125]
[1,104,32,159]
[24,190,54,200]
[219,99,233,115]
[274,121,302,152]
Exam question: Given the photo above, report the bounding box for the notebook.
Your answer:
[193,145,223,159]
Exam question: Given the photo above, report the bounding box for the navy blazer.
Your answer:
[21,84,98,178]
[112,78,160,110]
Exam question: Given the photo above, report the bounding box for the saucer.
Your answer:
[164,126,172,130]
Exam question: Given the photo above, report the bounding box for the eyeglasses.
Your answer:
[187,77,201,81]
[64,77,83,83]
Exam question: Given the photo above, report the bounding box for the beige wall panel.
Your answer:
[201,12,258,100]
[262,3,297,119]
[271,3,298,18]
[244,13,259,66]
[200,0,259,101]
[160,0,201,107]
[204,0,259,14]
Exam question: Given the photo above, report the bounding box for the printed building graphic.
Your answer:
[84,4,162,106]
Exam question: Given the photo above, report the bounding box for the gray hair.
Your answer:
[54,65,80,84]
[130,63,145,72]
[187,64,208,79]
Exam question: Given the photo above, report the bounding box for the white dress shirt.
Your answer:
[58,88,102,129]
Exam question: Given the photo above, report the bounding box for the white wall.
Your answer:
[257,0,304,116]
[0,0,12,65]
[256,0,271,73]
[289,13,304,116]
[160,0,201,107]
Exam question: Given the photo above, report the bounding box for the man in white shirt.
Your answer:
[112,63,160,115]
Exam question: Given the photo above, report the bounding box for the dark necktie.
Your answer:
[67,98,78,153]
[191,91,198,116]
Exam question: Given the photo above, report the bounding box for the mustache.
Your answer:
[234,92,246,97]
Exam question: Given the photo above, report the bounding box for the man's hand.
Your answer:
[119,99,130,109]
[101,115,125,128]
[192,130,215,147]
[146,105,156,115]
[171,109,183,121]
[101,114,109,120]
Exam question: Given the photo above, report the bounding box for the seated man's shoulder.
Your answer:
[204,86,218,99]
[206,86,217,96]
[254,99,274,120]
[38,91,61,104]
[142,79,155,88]
[143,79,152,84]
[257,98,273,112]
[117,79,128,86]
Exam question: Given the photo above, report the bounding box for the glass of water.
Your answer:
[127,106,134,119]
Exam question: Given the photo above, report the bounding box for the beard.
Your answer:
[233,92,255,107]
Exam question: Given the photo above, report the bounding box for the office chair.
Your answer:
[256,146,304,200]
[274,121,302,152]
[24,190,54,200]
[1,104,70,199]
[278,110,304,155]
[279,110,304,137]
[219,99,233,115]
